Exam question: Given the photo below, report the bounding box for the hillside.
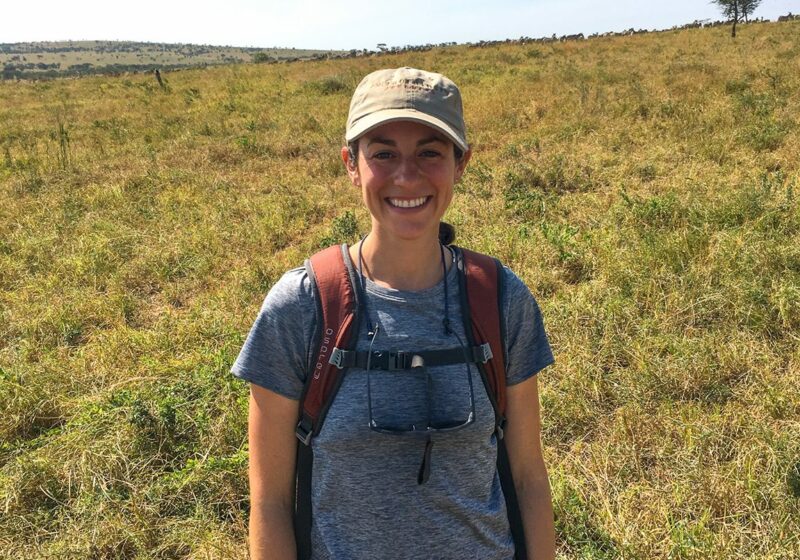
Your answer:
[1,19,799,559]
[0,40,341,79]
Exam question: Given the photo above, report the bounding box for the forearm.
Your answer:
[516,471,556,560]
[249,502,296,560]
[247,385,300,560]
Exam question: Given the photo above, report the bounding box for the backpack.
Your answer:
[293,243,526,560]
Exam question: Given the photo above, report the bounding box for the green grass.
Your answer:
[1,19,799,559]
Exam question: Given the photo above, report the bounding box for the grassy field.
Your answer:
[1,41,339,78]
[1,19,799,559]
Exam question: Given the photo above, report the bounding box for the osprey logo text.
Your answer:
[314,328,334,379]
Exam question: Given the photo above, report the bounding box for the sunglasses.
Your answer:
[364,327,477,437]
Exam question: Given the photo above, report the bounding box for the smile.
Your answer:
[387,196,430,208]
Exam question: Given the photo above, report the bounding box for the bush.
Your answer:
[306,76,349,95]
[319,210,359,247]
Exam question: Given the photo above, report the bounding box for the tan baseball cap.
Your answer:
[345,67,468,152]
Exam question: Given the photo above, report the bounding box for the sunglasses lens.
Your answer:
[366,320,478,437]
[368,364,475,435]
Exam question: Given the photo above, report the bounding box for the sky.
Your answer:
[4,0,798,50]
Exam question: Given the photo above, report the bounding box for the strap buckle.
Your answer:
[329,347,346,369]
[295,418,314,445]
[387,351,408,370]
[475,342,493,364]
[496,416,507,440]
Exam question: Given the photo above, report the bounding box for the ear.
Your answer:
[341,146,361,187]
[454,147,472,183]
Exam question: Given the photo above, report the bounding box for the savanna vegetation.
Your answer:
[0,41,339,80]
[1,19,799,559]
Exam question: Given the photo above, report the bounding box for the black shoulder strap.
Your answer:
[452,246,527,560]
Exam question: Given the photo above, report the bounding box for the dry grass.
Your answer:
[1,20,799,559]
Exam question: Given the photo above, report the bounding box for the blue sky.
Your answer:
[5,0,798,50]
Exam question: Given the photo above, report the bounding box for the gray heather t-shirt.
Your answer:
[232,253,554,560]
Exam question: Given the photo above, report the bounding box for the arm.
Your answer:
[504,375,556,560]
[248,383,300,560]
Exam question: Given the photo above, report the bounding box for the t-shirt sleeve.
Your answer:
[230,267,317,400]
[502,266,555,385]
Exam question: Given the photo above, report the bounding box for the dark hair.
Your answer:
[439,221,456,245]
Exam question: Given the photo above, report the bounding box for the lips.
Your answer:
[387,196,430,208]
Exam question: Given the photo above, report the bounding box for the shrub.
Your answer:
[306,75,349,95]
[319,210,359,247]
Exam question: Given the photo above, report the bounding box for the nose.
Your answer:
[393,155,422,186]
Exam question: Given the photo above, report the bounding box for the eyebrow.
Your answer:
[366,135,447,147]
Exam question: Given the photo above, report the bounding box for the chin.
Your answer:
[386,224,440,243]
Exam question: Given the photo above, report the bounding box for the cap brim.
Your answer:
[346,109,469,153]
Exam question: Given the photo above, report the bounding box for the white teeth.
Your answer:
[388,197,428,208]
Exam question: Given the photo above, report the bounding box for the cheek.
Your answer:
[435,170,458,193]
[360,166,390,192]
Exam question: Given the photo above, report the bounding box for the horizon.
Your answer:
[4,0,798,51]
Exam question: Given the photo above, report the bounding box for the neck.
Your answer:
[350,229,450,292]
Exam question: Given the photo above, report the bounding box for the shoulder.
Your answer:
[457,247,537,307]
[255,266,320,356]
[262,266,316,314]
[496,263,546,335]
[499,264,540,309]
[230,266,320,395]
[455,250,552,379]
[495,263,554,382]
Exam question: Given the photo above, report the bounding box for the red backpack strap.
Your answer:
[295,244,361,560]
[458,247,507,419]
[296,243,361,443]
[456,246,527,560]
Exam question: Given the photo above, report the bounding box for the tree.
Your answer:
[711,0,763,37]
[252,52,274,64]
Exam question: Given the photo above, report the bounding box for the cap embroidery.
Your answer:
[379,79,449,93]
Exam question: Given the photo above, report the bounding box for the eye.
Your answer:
[371,150,394,160]
[419,149,442,158]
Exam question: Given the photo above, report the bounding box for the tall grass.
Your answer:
[1,20,799,559]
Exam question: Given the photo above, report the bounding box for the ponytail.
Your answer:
[439,222,456,245]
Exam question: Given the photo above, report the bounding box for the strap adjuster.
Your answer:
[329,347,346,369]
[369,351,410,370]
[496,416,507,440]
[295,418,314,445]
[474,343,493,364]
[387,351,408,370]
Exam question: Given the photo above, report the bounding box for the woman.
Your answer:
[232,67,556,560]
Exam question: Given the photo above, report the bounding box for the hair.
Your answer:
[439,221,456,245]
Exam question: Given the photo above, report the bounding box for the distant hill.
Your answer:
[0,40,343,79]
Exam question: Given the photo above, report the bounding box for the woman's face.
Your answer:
[342,120,470,243]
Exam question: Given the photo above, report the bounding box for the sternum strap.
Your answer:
[329,343,493,371]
